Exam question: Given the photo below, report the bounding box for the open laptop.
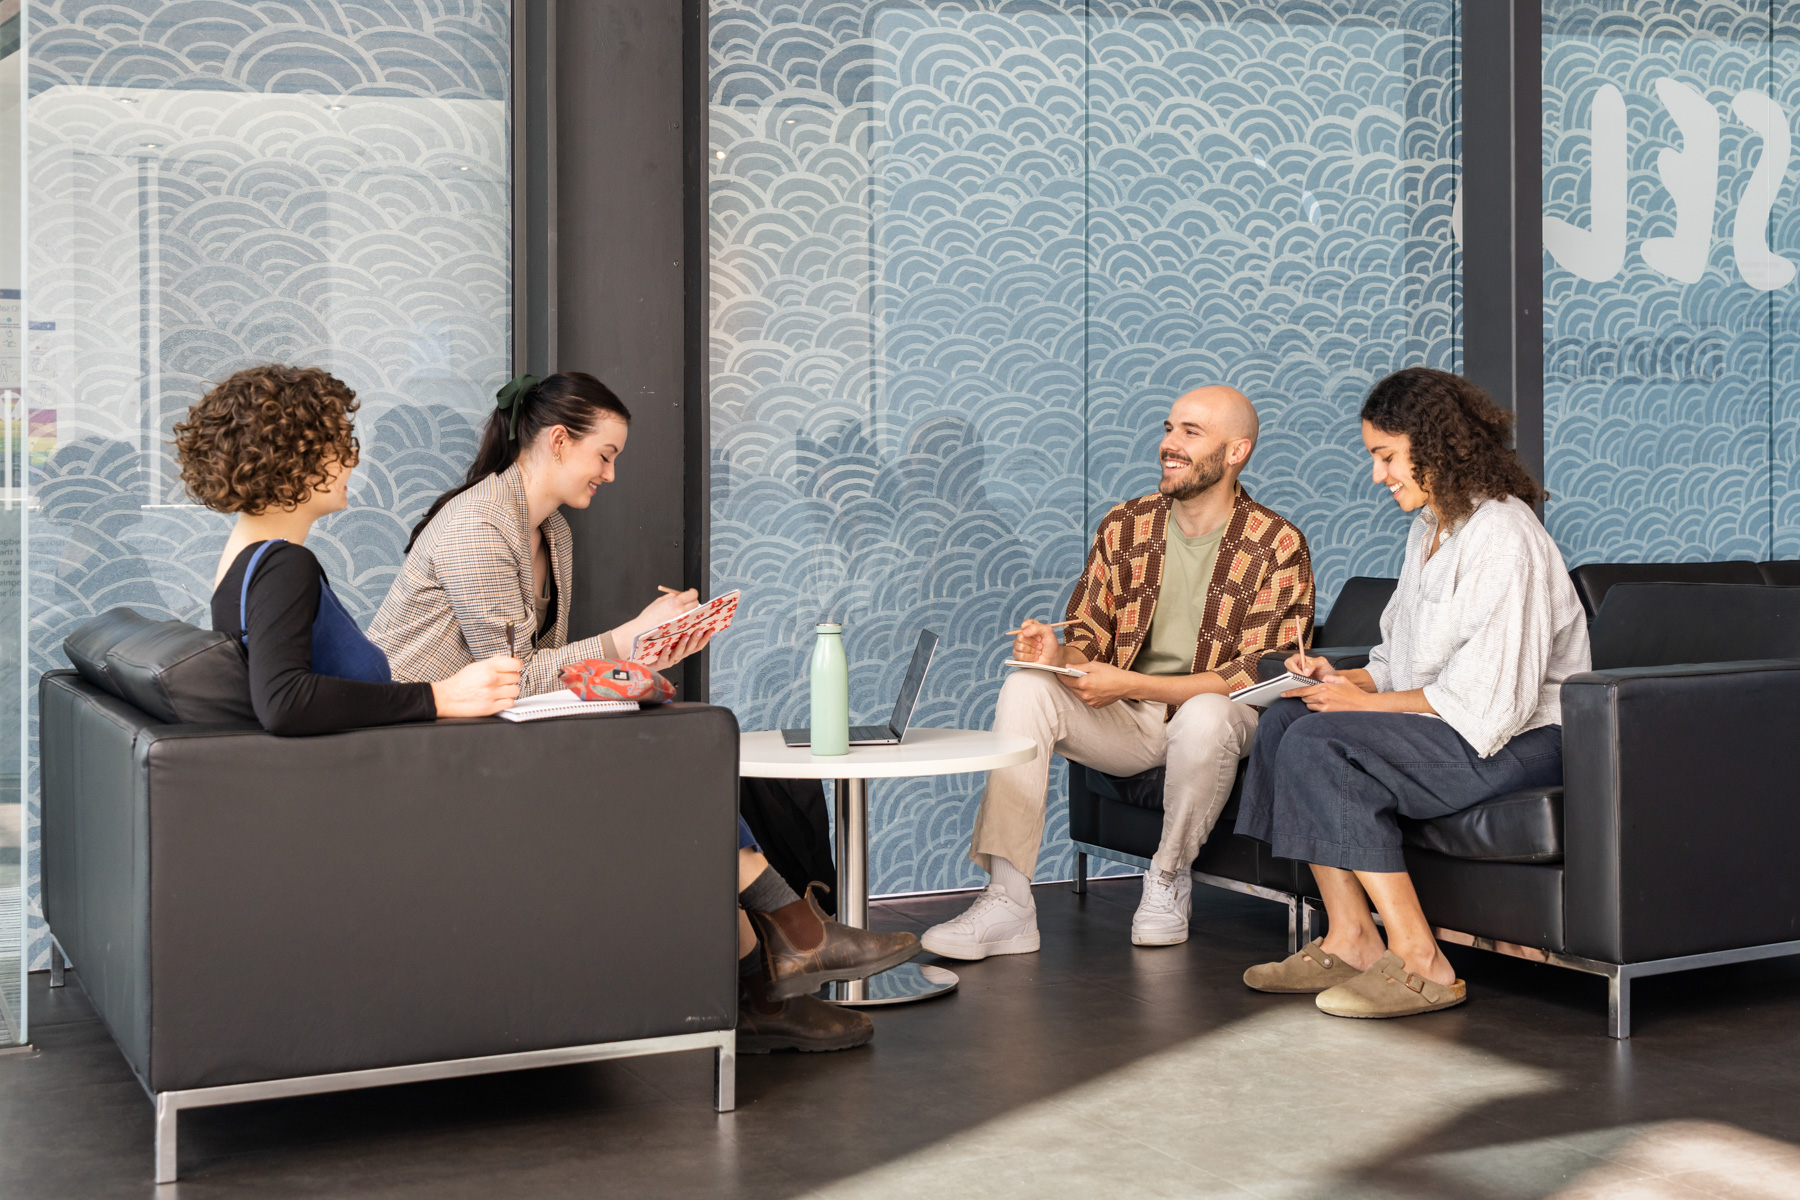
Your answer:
[783,630,939,747]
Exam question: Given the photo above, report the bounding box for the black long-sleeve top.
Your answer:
[212,540,438,736]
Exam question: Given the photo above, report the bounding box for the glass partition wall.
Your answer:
[2,0,22,1048]
[709,0,1461,897]
[1543,1,1800,561]
[14,3,512,1024]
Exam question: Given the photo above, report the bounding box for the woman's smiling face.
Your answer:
[543,415,629,509]
[1362,420,1430,513]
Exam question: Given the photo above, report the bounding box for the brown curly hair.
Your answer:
[172,365,361,514]
[1360,368,1542,525]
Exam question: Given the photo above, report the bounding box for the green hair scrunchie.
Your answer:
[494,373,540,442]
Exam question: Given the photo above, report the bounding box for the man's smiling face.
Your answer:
[1158,395,1231,501]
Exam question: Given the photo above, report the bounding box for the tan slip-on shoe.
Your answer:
[1315,950,1467,1018]
[1243,937,1367,994]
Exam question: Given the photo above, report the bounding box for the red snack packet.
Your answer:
[562,658,676,704]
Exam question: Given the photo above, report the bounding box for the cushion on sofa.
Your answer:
[63,607,159,697]
[1759,560,1800,586]
[1315,576,1397,648]
[65,609,256,725]
[1568,561,1763,620]
[1401,787,1563,863]
[1588,583,1800,670]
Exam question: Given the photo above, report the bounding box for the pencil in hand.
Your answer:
[1003,619,1077,637]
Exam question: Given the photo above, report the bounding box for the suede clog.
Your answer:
[1315,951,1467,1018]
[1243,937,1366,994]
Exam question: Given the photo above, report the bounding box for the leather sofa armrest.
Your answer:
[1256,647,1374,681]
[1561,659,1800,964]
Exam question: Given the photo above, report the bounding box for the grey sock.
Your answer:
[740,867,800,914]
[738,942,765,978]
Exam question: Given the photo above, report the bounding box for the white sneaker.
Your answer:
[920,885,1040,960]
[1131,869,1192,946]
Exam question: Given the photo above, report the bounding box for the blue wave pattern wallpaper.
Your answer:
[1542,1,1800,561]
[23,1,509,967]
[709,0,1460,896]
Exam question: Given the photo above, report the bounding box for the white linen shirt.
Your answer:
[1365,496,1591,758]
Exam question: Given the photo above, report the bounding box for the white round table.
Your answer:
[739,728,1036,1005]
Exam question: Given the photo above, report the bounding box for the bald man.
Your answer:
[924,386,1315,954]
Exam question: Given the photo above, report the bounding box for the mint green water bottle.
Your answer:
[809,621,849,756]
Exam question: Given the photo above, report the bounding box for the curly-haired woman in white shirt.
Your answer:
[1235,367,1590,1018]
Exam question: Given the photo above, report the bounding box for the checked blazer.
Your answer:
[369,465,607,696]
[1062,485,1315,714]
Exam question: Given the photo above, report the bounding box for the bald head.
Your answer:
[1158,385,1259,503]
[1172,385,1259,450]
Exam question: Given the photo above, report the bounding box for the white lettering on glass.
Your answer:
[1545,84,1629,282]
[1643,78,1718,284]
[1731,89,1797,291]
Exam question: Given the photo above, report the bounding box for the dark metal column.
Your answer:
[1461,0,1544,487]
[517,0,709,698]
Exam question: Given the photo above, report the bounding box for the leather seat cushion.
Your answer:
[1401,786,1563,863]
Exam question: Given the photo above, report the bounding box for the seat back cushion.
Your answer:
[1587,583,1800,670]
[1759,560,1800,586]
[1568,561,1763,619]
[1316,576,1396,648]
[1401,787,1563,863]
[67,610,257,725]
[62,607,163,697]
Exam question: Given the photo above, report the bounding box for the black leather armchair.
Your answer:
[1067,577,1396,949]
[40,669,741,1182]
[1068,580,1800,1035]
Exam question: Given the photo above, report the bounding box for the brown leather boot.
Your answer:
[750,884,921,1002]
[737,973,873,1053]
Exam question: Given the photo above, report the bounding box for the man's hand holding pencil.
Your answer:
[1006,618,1075,667]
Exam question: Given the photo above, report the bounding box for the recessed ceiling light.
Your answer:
[459,166,469,171]
[716,150,725,159]
[328,104,345,111]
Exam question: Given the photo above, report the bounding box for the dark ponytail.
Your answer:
[407,371,631,552]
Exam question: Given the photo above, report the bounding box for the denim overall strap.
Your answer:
[239,538,286,646]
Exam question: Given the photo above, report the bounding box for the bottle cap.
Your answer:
[815,620,842,632]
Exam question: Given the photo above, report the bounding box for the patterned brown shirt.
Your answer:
[1062,485,1315,714]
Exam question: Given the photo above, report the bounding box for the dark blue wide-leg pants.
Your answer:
[1234,699,1563,873]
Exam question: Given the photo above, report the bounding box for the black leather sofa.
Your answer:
[1068,574,1800,1036]
[1569,559,1799,617]
[41,662,741,1182]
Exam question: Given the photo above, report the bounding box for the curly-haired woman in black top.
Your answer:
[173,365,520,735]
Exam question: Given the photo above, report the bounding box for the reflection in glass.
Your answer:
[1,0,23,1047]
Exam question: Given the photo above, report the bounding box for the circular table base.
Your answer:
[824,963,959,1007]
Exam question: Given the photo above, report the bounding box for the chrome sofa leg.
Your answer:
[154,1094,178,1184]
[48,937,65,989]
[1072,852,1088,895]
[1300,898,1322,948]
[714,1033,736,1113]
[1285,897,1300,954]
[1608,970,1631,1039]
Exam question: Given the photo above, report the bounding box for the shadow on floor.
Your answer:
[3,878,1799,1198]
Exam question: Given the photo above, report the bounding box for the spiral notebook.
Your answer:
[498,689,640,722]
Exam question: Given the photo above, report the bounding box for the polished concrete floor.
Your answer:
[5,877,1800,1198]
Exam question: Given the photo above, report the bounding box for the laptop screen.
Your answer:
[886,630,939,735]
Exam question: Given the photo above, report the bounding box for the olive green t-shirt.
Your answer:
[1133,519,1225,677]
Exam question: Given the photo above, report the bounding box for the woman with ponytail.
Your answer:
[370,372,708,693]
[370,371,922,1053]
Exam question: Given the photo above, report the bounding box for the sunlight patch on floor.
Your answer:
[796,1005,1557,1199]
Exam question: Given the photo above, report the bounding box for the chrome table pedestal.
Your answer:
[736,729,1037,1008]
[824,777,959,1006]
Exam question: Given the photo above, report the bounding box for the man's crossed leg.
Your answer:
[921,669,1258,957]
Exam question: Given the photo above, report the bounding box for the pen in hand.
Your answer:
[506,620,516,660]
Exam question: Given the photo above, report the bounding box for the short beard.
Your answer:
[1159,443,1229,502]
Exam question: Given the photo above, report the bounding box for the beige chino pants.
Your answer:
[970,669,1260,878]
